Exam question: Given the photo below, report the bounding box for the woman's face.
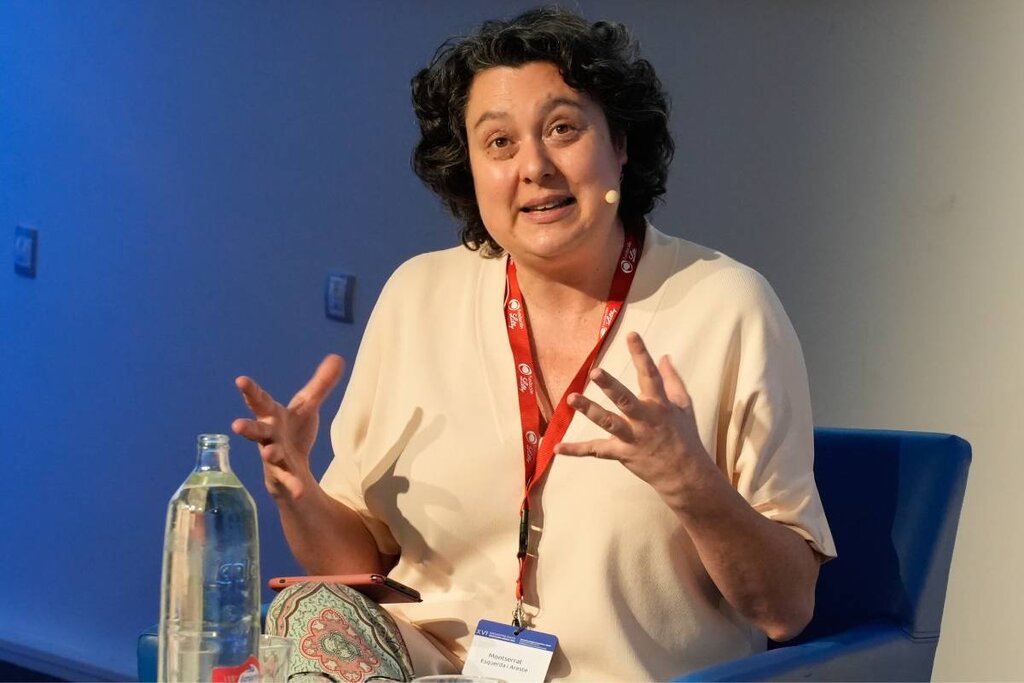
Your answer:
[464,61,627,269]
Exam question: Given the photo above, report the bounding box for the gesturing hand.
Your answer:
[232,354,345,502]
[554,332,713,505]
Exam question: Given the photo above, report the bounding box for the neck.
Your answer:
[512,223,627,316]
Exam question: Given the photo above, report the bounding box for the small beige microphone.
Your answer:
[604,189,620,204]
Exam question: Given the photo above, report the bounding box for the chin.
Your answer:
[519,226,594,262]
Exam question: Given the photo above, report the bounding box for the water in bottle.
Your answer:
[158,434,261,682]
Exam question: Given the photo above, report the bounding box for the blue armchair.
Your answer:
[675,428,971,681]
[139,428,970,682]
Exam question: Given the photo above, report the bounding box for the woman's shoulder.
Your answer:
[386,243,497,286]
[647,225,782,317]
[369,243,503,323]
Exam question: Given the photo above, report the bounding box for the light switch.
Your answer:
[14,225,37,278]
[325,272,355,323]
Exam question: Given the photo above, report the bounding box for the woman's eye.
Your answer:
[485,135,516,158]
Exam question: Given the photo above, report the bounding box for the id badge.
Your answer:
[462,619,557,682]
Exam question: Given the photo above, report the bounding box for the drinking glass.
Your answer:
[258,634,293,683]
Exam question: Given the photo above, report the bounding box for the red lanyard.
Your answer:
[503,228,643,627]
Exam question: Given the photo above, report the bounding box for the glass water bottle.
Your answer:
[158,434,261,682]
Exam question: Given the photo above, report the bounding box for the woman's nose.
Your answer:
[519,138,555,184]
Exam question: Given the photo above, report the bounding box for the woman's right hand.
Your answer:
[232,354,345,503]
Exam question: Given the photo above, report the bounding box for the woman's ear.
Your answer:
[614,132,628,166]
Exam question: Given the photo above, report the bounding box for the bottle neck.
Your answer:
[195,434,232,473]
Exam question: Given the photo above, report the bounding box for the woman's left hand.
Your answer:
[554,331,714,505]
[557,332,821,640]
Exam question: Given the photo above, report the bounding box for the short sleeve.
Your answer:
[720,270,837,560]
[321,274,402,557]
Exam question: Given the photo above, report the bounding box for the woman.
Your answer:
[233,7,835,680]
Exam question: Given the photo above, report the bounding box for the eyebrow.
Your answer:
[471,96,584,131]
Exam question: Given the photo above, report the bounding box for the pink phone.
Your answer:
[267,573,422,603]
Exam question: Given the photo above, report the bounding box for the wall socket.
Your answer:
[14,225,38,277]
[325,272,355,323]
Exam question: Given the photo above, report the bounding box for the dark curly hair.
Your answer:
[411,6,674,256]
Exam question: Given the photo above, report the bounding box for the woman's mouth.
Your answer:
[521,197,576,213]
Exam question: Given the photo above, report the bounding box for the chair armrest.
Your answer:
[673,623,938,682]
[138,627,158,683]
[138,604,271,682]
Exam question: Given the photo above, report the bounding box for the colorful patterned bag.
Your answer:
[264,581,414,682]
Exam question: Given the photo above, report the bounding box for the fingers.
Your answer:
[626,332,668,401]
[658,355,692,409]
[235,375,279,418]
[232,419,289,469]
[289,354,346,411]
[231,418,274,445]
[567,392,635,442]
[589,368,644,419]
[554,437,621,459]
